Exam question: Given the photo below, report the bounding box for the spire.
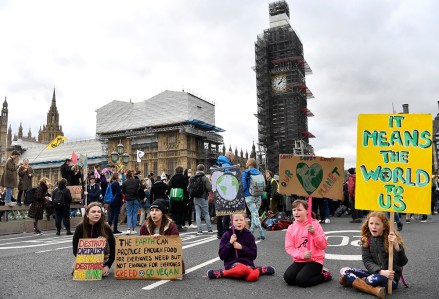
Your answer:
[229,144,232,152]
[245,150,249,159]
[28,128,32,139]
[52,88,56,107]
[251,140,257,158]
[234,147,238,158]
[18,122,23,138]
[3,97,7,108]
[222,144,226,155]
[240,148,244,158]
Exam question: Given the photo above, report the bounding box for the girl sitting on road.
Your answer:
[139,200,185,274]
[207,212,275,282]
[284,199,332,287]
[72,202,116,277]
[339,211,408,299]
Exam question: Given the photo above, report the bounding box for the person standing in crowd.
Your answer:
[139,179,151,226]
[184,168,196,228]
[84,175,101,205]
[242,158,265,240]
[28,177,51,235]
[348,168,362,223]
[189,164,213,235]
[70,165,83,186]
[107,173,123,234]
[2,150,20,206]
[122,170,141,234]
[207,212,275,281]
[72,202,116,277]
[17,158,33,206]
[266,170,281,214]
[52,178,73,236]
[284,199,332,287]
[216,151,234,239]
[150,175,169,202]
[169,166,189,232]
[339,212,408,298]
[60,158,73,185]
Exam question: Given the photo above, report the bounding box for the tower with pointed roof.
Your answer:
[38,88,64,143]
[0,97,8,162]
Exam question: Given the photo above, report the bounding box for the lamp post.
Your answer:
[111,142,130,169]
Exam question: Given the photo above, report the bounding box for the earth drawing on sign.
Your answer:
[296,163,323,195]
[216,173,239,201]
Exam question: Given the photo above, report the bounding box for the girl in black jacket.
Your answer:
[339,212,408,298]
[72,202,116,277]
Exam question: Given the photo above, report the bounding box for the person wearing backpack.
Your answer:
[242,158,265,241]
[106,173,123,234]
[168,166,189,232]
[52,178,73,235]
[122,170,141,235]
[189,164,213,235]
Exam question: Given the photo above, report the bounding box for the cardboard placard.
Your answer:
[73,238,106,281]
[356,114,432,213]
[278,155,344,200]
[211,165,246,216]
[115,236,183,280]
[67,185,83,202]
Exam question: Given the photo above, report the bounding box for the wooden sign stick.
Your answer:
[388,212,394,295]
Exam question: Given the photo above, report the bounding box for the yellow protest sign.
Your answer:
[356,114,432,214]
[115,236,183,280]
[278,155,344,200]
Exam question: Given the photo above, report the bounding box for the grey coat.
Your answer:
[362,235,408,282]
[18,165,34,191]
[1,157,18,188]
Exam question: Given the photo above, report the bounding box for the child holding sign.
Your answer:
[339,212,408,298]
[284,199,332,287]
[72,202,116,277]
[207,212,275,282]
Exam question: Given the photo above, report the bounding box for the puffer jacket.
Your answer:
[362,235,408,282]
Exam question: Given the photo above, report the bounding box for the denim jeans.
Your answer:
[126,200,140,229]
[5,187,13,202]
[108,205,121,231]
[193,197,212,233]
[245,196,264,238]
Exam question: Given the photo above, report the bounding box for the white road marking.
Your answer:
[36,246,72,253]
[325,230,362,260]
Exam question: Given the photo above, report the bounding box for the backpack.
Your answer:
[169,188,184,202]
[52,188,66,207]
[104,184,116,204]
[248,172,266,196]
[335,205,348,217]
[188,175,205,198]
[25,187,37,205]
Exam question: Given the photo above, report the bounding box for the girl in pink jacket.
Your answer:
[284,199,332,287]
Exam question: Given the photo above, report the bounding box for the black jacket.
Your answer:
[122,178,140,201]
[169,173,189,213]
[52,185,72,209]
[362,235,408,282]
[60,163,72,183]
[150,181,169,201]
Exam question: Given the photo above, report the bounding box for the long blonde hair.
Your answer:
[360,211,405,252]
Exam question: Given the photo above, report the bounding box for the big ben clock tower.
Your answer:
[255,0,315,173]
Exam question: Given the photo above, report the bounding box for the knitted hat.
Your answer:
[150,200,167,214]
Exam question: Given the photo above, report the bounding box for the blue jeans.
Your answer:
[245,196,264,238]
[126,200,140,229]
[193,197,212,233]
[5,187,13,202]
[340,267,398,290]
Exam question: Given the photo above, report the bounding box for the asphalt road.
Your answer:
[0,214,438,299]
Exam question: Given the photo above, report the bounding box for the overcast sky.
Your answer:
[1,0,438,168]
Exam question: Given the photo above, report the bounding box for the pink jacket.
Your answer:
[285,218,327,265]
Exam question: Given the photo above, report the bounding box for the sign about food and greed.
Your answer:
[356,114,432,214]
[278,155,344,200]
[115,236,183,280]
[73,238,106,281]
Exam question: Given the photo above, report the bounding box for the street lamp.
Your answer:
[111,142,130,165]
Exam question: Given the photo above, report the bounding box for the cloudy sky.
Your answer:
[1,0,438,168]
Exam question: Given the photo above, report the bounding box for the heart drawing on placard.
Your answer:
[296,163,323,195]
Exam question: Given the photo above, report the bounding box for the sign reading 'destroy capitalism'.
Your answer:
[211,165,246,216]
[115,236,183,280]
[356,114,432,214]
[73,238,106,281]
[279,155,344,200]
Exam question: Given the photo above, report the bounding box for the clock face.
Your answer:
[272,74,287,93]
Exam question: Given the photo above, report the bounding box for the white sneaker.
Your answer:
[325,218,331,224]
[196,232,203,235]
[189,224,198,228]
[126,229,132,235]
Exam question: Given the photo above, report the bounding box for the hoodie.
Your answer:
[285,218,327,265]
[217,155,233,167]
[241,167,262,197]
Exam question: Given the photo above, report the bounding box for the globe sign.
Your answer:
[216,173,239,201]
